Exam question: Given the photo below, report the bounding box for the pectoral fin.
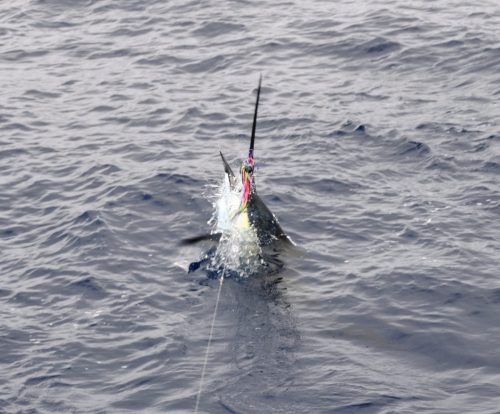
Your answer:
[179,233,222,246]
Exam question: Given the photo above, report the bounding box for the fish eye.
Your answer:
[245,165,253,173]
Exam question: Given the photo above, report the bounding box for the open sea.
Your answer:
[1,0,500,413]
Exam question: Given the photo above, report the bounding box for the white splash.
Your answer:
[208,173,263,276]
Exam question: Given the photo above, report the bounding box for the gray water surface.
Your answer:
[1,1,500,413]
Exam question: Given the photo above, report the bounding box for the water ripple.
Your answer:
[1,0,500,413]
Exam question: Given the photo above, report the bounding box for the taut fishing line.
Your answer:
[194,270,225,413]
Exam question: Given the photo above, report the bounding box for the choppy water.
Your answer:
[2,0,500,413]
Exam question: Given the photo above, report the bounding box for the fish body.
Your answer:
[183,77,292,275]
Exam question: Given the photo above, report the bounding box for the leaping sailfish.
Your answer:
[182,76,292,274]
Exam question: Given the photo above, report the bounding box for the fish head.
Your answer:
[240,155,255,207]
[239,75,260,210]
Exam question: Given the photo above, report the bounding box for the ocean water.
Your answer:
[1,0,500,413]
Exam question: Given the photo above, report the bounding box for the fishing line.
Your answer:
[194,270,225,413]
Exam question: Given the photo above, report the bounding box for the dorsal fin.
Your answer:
[220,151,237,189]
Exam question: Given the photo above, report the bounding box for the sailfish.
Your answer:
[182,77,292,273]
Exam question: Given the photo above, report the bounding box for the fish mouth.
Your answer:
[240,157,255,207]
